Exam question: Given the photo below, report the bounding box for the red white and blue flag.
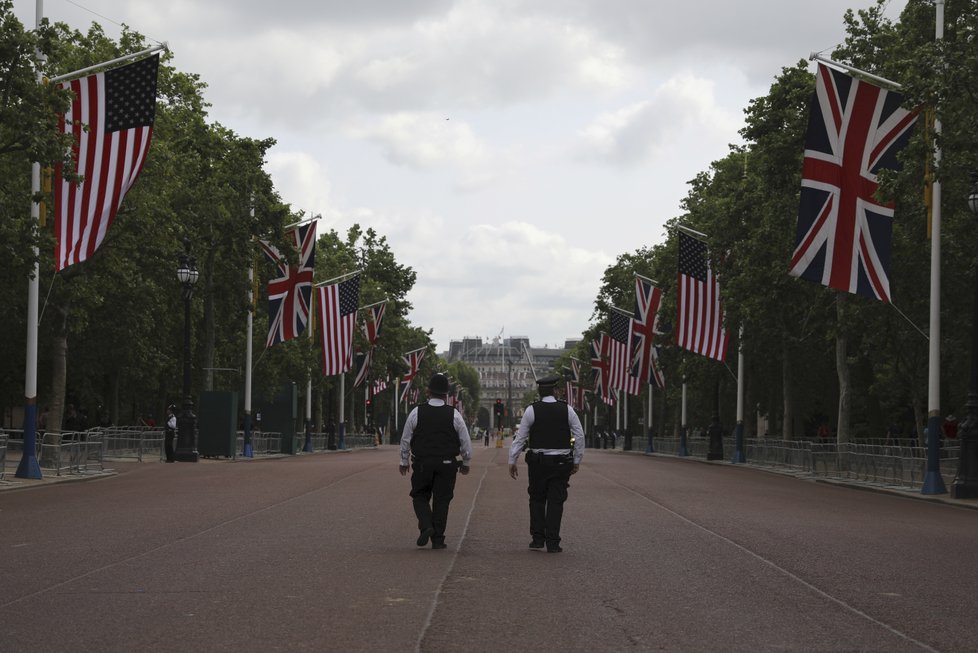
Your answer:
[789,63,917,303]
[259,222,317,348]
[399,347,426,403]
[353,349,372,388]
[317,273,361,375]
[610,308,641,396]
[362,302,387,346]
[55,55,160,271]
[631,275,665,388]
[677,231,728,362]
[590,333,613,405]
[373,376,389,395]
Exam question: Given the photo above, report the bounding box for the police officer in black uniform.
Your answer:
[509,374,585,552]
[399,373,472,549]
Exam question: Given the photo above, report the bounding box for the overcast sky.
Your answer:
[16,0,909,352]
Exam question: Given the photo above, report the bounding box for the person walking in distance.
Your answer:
[164,405,177,463]
[509,374,584,553]
[399,373,472,550]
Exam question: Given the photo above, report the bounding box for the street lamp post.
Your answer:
[952,179,978,497]
[175,237,200,463]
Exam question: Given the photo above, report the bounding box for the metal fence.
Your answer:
[0,433,7,480]
[638,435,959,491]
[97,426,164,462]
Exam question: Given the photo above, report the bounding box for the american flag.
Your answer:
[609,308,641,395]
[55,55,159,271]
[353,349,372,388]
[789,63,917,303]
[631,275,664,387]
[317,274,361,376]
[372,376,389,395]
[361,301,387,346]
[677,231,728,361]
[259,222,317,347]
[590,333,613,405]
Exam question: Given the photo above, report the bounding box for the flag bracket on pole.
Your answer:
[808,53,902,90]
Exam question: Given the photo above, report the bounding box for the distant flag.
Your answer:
[55,55,160,271]
[362,301,387,346]
[353,349,372,389]
[398,379,412,404]
[317,273,361,376]
[399,347,426,404]
[609,308,641,396]
[631,275,664,386]
[676,231,728,361]
[649,345,665,389]
[259,221,317,347]
[373,376,390,395]
[590,333,613,405]
[789,63,917,303]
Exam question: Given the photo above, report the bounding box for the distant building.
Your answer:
[444,335,579,429]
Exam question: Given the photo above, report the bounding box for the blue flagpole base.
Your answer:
[731,423,746,463]
[921,471,948,495]
[731,450,746,464]
[302,436,313,453]
[678,446,689,457]
[243,443,253,458]
[15,453,42,480]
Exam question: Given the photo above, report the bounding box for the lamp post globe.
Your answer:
[952,176,978,497]
[175,237,200,463]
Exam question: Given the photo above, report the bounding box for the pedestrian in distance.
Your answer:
[399,373,472,550]
[509,374,585,553]
[164,405,177,463]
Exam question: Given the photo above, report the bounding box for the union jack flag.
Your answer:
[362,302,387,346]
[353,349,372,388]
[631,275,664,387]
[590,333,613,405]
[399,347,426,404]
[789,63,917,303]
[610,308,641,396]
[259,222,317,347]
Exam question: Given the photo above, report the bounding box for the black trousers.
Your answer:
[526,453,572,545]
[164,431,176,462]
[410,459,459,541]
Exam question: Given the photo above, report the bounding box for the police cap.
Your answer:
[427,372,450,395]
[536,374,561,388]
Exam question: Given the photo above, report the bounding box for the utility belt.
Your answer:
[410,455,462,471]
[524,451,573,465]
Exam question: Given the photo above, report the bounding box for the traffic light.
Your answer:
[494,399,504,419]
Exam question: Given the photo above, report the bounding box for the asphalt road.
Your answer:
[1,445,976,652]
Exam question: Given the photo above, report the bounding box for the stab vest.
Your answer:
[528,400,571,449]
[410,403,460,459]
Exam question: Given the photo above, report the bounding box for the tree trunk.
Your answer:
[41,304,69,466]
[782,345,793,440]
[203,248,217,392]
[836,299,851,444]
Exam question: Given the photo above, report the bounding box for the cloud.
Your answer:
[574,72,742,166]
[264,151,333,214]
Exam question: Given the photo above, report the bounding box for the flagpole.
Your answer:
[338,372,346,450]
[808,54,902,90]
[646,386,655,454]
[303,295,314,453]
[16,0,46,480]
[283,213,320,231]
[242,216,255,458]
[623,392,630,450]
[923,0,948,495]
[315,270,360,287]
[679,375,689,457]
[394,376,400,442]
[47,43,167,84]
[732,326,746,463]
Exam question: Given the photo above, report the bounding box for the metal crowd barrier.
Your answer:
[96,426,164,462]
[0,433,7,480]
